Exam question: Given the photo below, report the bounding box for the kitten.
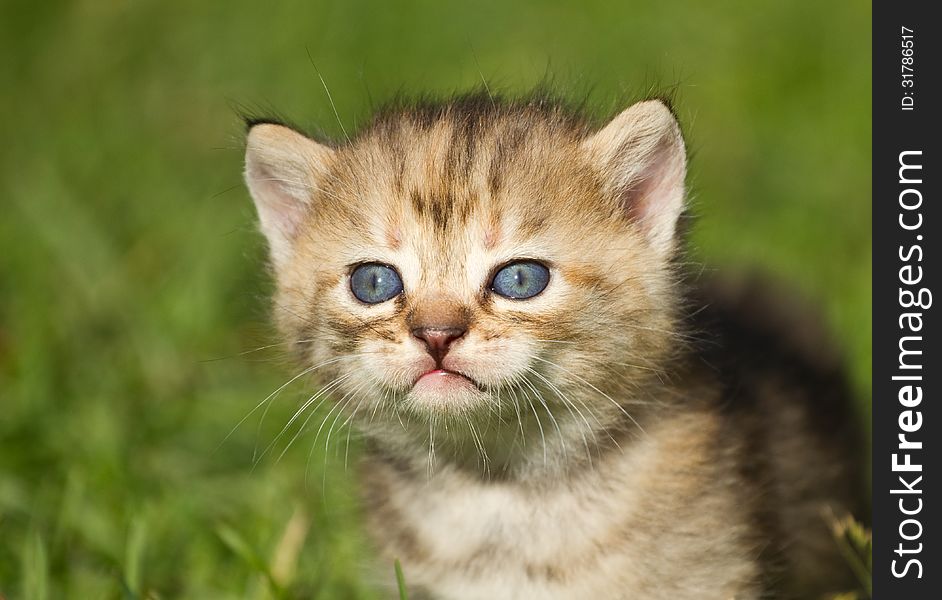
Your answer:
[242,93,862,599]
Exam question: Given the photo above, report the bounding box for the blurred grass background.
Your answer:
[0,0,870,597]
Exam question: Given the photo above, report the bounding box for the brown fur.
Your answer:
[242,93,861,599]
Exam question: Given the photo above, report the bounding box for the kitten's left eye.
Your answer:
[490,261,550,300]
[350,263,404,304]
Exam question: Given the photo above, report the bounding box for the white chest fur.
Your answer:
[364,416,761,600]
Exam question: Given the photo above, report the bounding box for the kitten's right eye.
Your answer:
[350,263,404,304]
[490,260,550,300]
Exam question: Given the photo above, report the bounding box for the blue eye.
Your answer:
[350,263,404,304]
[490,261,550,300]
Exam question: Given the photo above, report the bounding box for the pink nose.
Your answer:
[411,326,466,365]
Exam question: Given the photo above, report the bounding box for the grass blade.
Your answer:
[22,530,49,600]
[394,559,408,600]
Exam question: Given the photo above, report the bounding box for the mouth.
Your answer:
[412,368,480,390]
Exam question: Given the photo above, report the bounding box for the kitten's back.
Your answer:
[686,273,865,594]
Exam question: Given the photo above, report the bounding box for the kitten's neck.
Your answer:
[361,406,650,484]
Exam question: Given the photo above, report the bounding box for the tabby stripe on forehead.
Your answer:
[410,189,426,217]
[429,191,449,232]
[411,189,454,233]
[487,124,526,197]
[444,115,478,184]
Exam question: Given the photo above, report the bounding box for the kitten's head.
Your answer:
[244,95,687,469]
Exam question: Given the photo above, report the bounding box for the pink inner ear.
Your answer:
[615,138,685,248]
[262,182,310,239]
[619,140,675,219]
[245,156,315,267]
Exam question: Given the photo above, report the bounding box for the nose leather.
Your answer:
[411,326,466,365]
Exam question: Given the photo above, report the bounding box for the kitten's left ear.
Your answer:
[244,123,336,269]
[582,100,687,256]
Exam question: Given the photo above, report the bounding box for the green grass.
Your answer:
[0,0,870,597]
[394,560,409,600]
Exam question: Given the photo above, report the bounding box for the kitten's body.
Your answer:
[243,94,861,599]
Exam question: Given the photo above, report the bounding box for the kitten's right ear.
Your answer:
[244,123,335,269]
[582,100,686,257]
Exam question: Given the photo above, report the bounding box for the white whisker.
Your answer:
[526,366,594,465]
[531,355,647,436]
[257,371,354,467]
[217,355,351,456]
